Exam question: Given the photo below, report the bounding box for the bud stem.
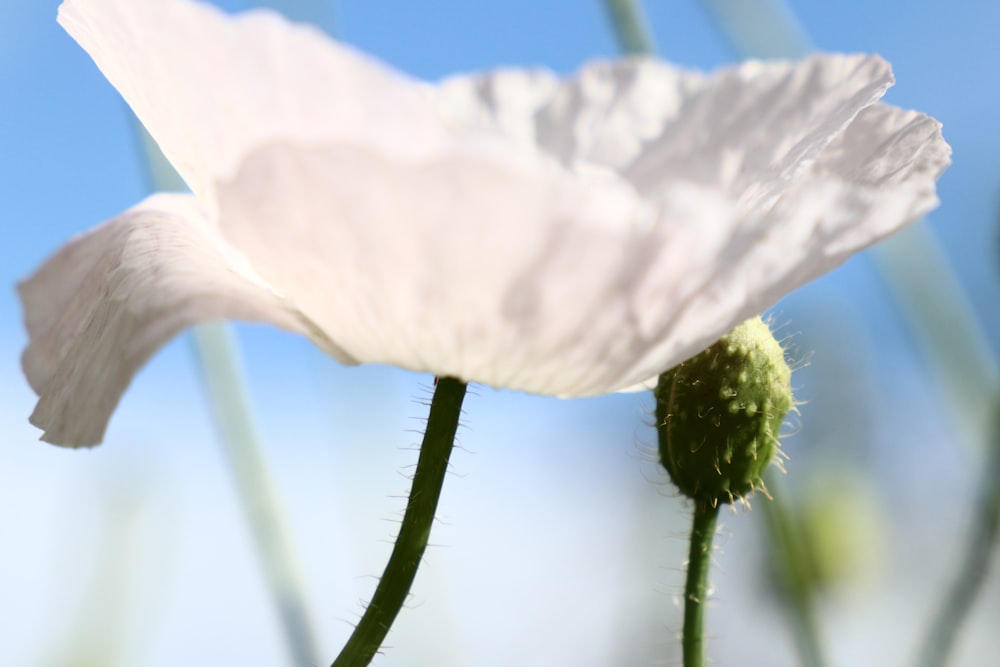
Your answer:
[332,377,467,667]
[683,501,720,667]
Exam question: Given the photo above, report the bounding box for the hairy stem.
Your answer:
[683,502,720,667]
[332,377,467,667]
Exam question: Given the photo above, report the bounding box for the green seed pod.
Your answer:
[655,316,793,507]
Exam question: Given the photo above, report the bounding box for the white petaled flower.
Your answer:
[23,0,949,447]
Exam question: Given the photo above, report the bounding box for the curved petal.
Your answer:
[743,103,950,315]
[212,140,740,398]
[622,54,894,208]
[57,0,457,209]
[49,0,951,418]
[613,103,951,390]
[19,194,325,447]
[206,85,946,402]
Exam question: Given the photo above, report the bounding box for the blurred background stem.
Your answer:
[700,2,1000,666]
[44,489,149,667]
[601,0,656,55]
[191,325,321,666]
[760,471,827,667]
[126,4,360,664]
[134,127,319,667]
[917,404,1000,667]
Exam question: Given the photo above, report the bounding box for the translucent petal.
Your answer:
[40,0,952,446]
[436,59,700,170]
[620,54,895,208]
[408,56,947,393]
[58,0,457,210]
[615,103,951,390]
[436,54,894,212]
[19,194,326,447]
[213,140,739,398]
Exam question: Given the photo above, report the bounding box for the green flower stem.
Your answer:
[133,126,319,667]
[601,6,815,664]
[704,2,1000,664]
[332,377,468,667]
[918,401,1000,667]
[759,471,826,667]
[683,501,720,667]
[601,0,656,55]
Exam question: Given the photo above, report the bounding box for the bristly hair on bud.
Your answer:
[655,316,794,508]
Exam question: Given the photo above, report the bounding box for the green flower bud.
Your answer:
[655,316,794,507]
[796,470,887,591]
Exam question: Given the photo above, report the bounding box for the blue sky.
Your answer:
[1,1,999,665]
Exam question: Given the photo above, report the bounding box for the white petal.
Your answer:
[436,59,701,171]
[58,0,457,209]
[614,103,951,390]
[20,194,326,447]
[428,54,945,392]
[212,140,740,398]
[50,0,950,413]
[437,54,894,212]
[623,54,895,207]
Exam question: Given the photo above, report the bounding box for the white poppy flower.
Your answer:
[23,0,949,447]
